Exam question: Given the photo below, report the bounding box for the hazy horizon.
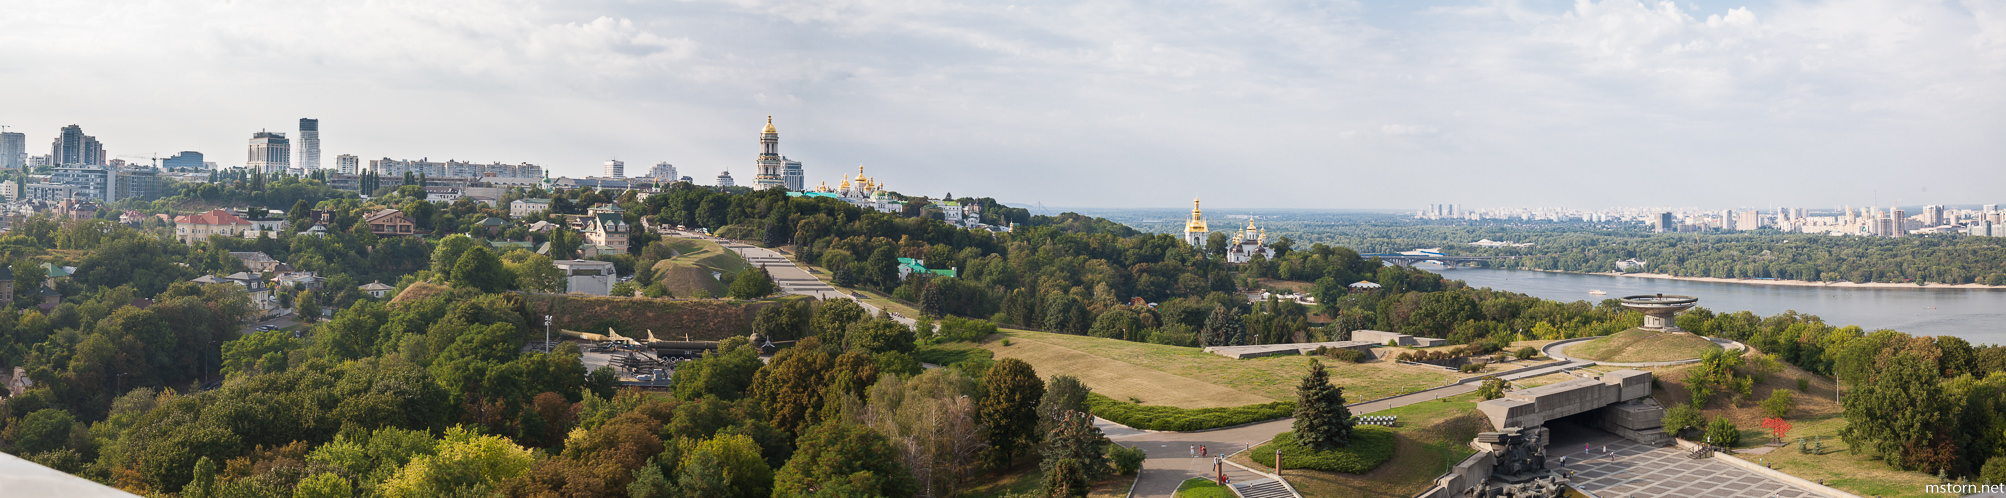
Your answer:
[1,0,1999,209]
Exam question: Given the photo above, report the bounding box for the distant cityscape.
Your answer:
[0,116,872,210]
[1417,203,2006,238]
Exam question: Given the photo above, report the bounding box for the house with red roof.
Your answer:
[174,209,254,245]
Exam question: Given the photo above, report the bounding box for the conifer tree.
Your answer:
[1293,359,1353,450]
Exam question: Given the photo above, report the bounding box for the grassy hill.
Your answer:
[1565,328,1722,363]
[649,238,748,298]
[979,329,1458,409]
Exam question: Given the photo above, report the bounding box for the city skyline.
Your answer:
[0,0,1997,208]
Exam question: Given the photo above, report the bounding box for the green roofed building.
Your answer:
[895,257,956,281]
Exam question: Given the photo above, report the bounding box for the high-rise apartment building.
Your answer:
[336,154,359,175]
[1654,212,1675,233]
[51,125,104,166]
[782,156,803,190]
[0,132,24,169]
[649,162,676,181]
[50,165,111,200]
[248,131,290,174]
[162,151,205,170]
[1923,205,1945,226]
[753,116,784,189]
[367,158,542,179]
[298,118,321,170]
[1734,211,1761,231]
[604,160,624,178]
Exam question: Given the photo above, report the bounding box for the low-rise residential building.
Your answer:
[553,259,617,296]
[511,198,551,218]
[174,209,255,244]
[272,271,322,291]
[364,209,417,236]
[360,281,395,298]
[230,252,292,273]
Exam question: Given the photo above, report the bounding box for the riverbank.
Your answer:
[1580,271,2006,290]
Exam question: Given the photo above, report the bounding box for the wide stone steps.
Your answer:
[1229,478,1293,498]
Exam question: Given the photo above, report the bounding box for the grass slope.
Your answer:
[1565,328,1721,363]
[1173,478,1235,498]
[981,330,1457,409]
[1648,359,1941,497]
[650,238,748,297]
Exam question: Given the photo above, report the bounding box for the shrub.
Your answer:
[1458,363,1484,373]
[912,344,994,367]
[1314,347,1366,363]
[1514,347,1539,360]
[1476,377,1507,401]
[1000,338,1012,347]
[1249,428,1397,473]
[1761,390,1795,419]
[1705,417,1741,447]
[1983,456,2006,485]
[1108,444,1147,475]
[1797,378,1811,392]
[1662,403,1704,436]
[1086,393,1294,432]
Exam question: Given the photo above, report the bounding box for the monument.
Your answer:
[1618,294,1698,332]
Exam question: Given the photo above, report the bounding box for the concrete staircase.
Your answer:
[1228,478,1293,498]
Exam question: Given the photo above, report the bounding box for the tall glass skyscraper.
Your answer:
[0,132,24,169]
[298,118,320,170]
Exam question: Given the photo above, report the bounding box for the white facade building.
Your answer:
[604,159,624,178]
[247,131,289,174]
[335,154,359,175]
[298,118,321,170]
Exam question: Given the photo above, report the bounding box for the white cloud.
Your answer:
[1381,124,1443,136]
[0,0,1997,208]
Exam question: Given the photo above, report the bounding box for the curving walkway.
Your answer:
[1542,335,1746,368]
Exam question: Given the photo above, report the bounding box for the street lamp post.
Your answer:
[544,315,554,353]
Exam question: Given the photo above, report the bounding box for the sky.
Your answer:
[0,0,2000,210]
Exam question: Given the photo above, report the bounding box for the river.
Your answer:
[1420,267,2006,344]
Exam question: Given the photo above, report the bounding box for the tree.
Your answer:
[677,434,773,498]
[1292,359,1353,451]
[1663,403,1705,437]
[295,473,354,498]
[1705,417,1741,447]
[1201,304,1245,347]
[846,319,917,355]
[430,234,475,275]
[1762,417,1793,441]
[12,408,76,454]
[296,289,323,322]
[1476,377,1507,401]
[773,423,917,497]
[1761,389,1795,419]
[379,425,536,498]
[1842,350,1954,470]
[451,247,514,293]
[863,369,984,498]
[1038,375,1092,427]
[920,281,944,318]
[1039,410,1109,498]
[729,265,775,299]
[980,358,1045,467]
[507,253,566,293]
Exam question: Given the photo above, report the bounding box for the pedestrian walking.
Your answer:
[1201,445,1208,457]
[1189,444,1195,457]
[1602,444,1609,457]
[1559,456,1566,468]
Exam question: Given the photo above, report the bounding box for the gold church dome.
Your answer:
[762,115,777,134]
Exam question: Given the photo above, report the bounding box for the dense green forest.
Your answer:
[1102,212,2006,286]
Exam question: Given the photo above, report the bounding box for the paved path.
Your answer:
[1553,438,1819,497]
[1542,335,1748,368]
[694,235,918,328]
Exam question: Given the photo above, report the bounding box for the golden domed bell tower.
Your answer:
[1184,199,1208,248]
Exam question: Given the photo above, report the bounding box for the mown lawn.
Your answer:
[1564,328,1720,363]
[986,329,1460,408]
[1233,392,1487,497]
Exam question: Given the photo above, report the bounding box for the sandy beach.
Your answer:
[1582,271,2006,290]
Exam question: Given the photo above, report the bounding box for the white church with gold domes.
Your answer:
[803,164,902,213]
[1225,219,1275,263]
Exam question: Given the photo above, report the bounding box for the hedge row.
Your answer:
[1249,428,1397,473]
[1087,393,1295,432]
